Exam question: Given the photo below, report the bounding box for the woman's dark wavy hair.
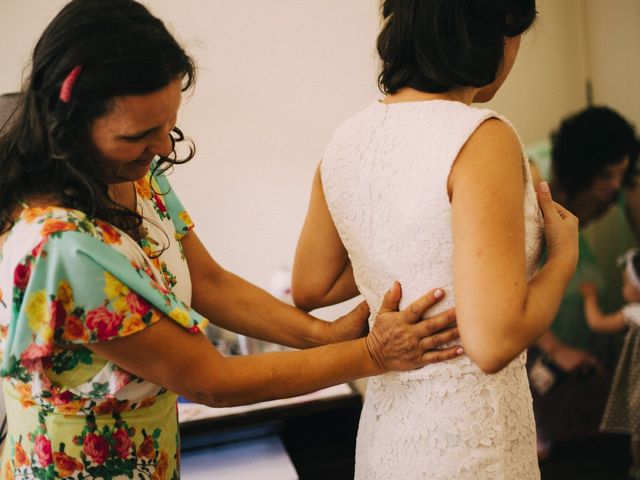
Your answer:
[0,0,196,237]
[551,106,640,199]
[377,0,537,94]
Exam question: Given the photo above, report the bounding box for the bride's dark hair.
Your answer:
[377,0,537,94]
[0,0,197,237]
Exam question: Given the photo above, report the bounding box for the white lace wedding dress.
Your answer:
[321,100,544,479]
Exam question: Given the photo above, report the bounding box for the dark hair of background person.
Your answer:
[551,106,640,199]
[633,251,640,279]
[376,0,538,95]
[0,0,197,237]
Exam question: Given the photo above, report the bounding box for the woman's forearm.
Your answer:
[191,268,332,349]
[515,255,578,346]
[461,255,575,373]
[191,338,381,407]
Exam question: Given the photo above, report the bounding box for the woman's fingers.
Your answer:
[415,307,456,335]
[535,181,557,218]
[378,281,402,314]
[421,345,463,365]
[536,182,578,227]
[536,181,579,268]
[400,288,446,324]
[367,287,457,372]
[552,200,574,220]
[418,325,459,351]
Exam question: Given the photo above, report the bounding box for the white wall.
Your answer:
[0,0,616,313]
[485,0,588,144]
[584,0,640,127]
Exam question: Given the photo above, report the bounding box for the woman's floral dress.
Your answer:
[0,166,208,479]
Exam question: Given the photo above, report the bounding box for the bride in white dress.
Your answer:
[292,1,579,478]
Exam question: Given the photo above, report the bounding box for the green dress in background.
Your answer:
[549,233,603,351]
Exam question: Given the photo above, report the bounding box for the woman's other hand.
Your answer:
[365,282,462,372]
[536,181,579,271]
[325,300,370,342]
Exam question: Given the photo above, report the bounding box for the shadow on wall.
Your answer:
[0,93,20,128]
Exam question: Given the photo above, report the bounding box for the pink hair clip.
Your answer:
[59,65,83,103]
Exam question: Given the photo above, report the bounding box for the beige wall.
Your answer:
[579,0,640,306]
[486,0,588,144]
[584,0,640,127]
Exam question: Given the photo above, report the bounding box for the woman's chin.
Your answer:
[106,167,151,184]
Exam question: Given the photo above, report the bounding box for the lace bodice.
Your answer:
[321,100,544,479]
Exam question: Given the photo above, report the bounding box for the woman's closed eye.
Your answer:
[122,131,152,142]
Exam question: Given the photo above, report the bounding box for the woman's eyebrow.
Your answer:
[119,125,159,139]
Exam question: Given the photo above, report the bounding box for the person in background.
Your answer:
[580,248,640,480]
[0,1,463,478]
[527,106,640,458]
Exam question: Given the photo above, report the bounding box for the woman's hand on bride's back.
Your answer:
[365,282,462,372]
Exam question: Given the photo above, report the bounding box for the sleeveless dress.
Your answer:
[321,100,544,479]
[0,165,207,479]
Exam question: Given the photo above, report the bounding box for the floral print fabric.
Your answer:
[0,166,206,479]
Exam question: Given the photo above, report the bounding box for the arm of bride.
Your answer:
[450,119,579,373]
[292,163,359,311]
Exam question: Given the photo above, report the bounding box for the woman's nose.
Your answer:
[148,130,173,158]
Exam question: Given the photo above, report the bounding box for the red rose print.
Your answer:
[153,193,167,213]
[55,390,74,405]
[95,220,122,245]
[126,292,151,316]
[20,343,52,373]
[31,240,45,258]
[86,306,123,341]
[13,263,31,291]
[20,343,52,361]
[83,433,109,464]
[34,435,53,467]
[51,300,66,330]
[112,428,132,459]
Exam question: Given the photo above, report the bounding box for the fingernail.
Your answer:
[434,288,444,299]
[539,181,549,193]
[456,347,464,355]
